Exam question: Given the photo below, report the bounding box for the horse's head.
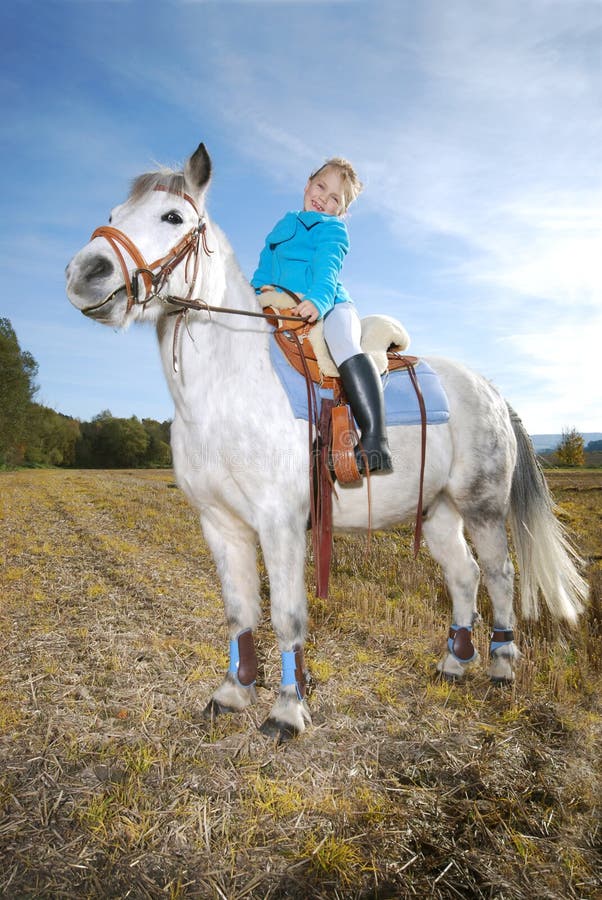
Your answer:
[66,143,213,327]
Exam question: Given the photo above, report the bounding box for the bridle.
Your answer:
[84,185,308,327]
[84,186,211,315]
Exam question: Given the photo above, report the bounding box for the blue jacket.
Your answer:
[251,210,352,319]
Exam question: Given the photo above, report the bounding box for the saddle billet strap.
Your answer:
[386,351,420,372]
[316,399,335,599]
[401,358,427,558]
[287,328,327,598]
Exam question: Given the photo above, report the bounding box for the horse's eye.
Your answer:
[162,210,184,225]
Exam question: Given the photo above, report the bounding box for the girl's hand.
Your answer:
[295,299,320,323]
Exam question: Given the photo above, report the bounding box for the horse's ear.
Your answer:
[184,143,212,193]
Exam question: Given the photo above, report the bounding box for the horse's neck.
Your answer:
[157,223,278,418]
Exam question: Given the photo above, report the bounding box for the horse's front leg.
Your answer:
[199,508,261,717]
[257,514,311,743]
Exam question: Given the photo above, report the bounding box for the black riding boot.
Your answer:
[338,353,393,474]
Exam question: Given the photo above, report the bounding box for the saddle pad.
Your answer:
[269,335,450,425]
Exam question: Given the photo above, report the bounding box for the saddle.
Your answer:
[261,289,428,599]
[261,287,413,384]
[261,289,422,483]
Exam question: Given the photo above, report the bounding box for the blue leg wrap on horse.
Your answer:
[490,628,515,656]
[447,625,478,664]
[281,649,305,701]
[228,628,257,687]
[228,639,240,678]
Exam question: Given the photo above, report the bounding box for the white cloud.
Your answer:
[502,312,602,432]
[178,1,602,313]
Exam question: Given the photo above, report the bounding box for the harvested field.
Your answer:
[0,467,600,898]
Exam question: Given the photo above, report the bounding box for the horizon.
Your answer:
[1,1,600,435]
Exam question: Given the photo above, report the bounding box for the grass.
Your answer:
[0,467,600,898]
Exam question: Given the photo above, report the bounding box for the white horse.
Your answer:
[66,143,588,742]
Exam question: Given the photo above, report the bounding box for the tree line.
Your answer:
[1,318,171,469]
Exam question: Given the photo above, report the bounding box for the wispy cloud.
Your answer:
[502,310,602,432]
[171,0,602,319]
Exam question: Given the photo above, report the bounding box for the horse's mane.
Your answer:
[129,169,187,202]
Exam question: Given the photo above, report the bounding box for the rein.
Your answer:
[163,295,308,324]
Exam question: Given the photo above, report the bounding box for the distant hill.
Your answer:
[530,433,602,452]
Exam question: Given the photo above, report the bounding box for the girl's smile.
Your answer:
[303,167,345,216]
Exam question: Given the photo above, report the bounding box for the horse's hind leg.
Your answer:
[464,516,519,684]
[422,496,481,680]
[199,509,261,717]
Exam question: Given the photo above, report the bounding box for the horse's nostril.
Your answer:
[84,255,114,281]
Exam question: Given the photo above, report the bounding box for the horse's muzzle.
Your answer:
[66,250,123,318]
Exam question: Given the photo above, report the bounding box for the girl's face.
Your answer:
[303,168,345,216]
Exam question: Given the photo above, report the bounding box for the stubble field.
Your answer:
[0,467,600,898]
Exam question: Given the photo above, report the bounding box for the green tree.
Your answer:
[74,413,171,468]
[24,405,81,466]
[94,414,150,467]
[0,318,39,465]
[555,428,585,467]
[142,417,172,467]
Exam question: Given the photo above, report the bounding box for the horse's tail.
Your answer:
[507,405,588,621]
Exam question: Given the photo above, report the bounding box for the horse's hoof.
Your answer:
[202,698,234,720]
[439,671,461,684]
[259,716,299,744]
[489,675,515,687]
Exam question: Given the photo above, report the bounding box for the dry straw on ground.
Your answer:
[0,468,600,898]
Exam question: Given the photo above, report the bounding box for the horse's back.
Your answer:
[423,355,517,513]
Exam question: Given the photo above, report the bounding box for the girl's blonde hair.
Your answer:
[309,158,363,213]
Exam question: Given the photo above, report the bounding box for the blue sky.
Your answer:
[1,0,600,434]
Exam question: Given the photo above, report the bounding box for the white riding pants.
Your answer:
[322,301,362,367]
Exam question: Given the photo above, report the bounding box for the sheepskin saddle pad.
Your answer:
[260,288,411,380]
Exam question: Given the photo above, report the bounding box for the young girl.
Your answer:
[251,158,393,473]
